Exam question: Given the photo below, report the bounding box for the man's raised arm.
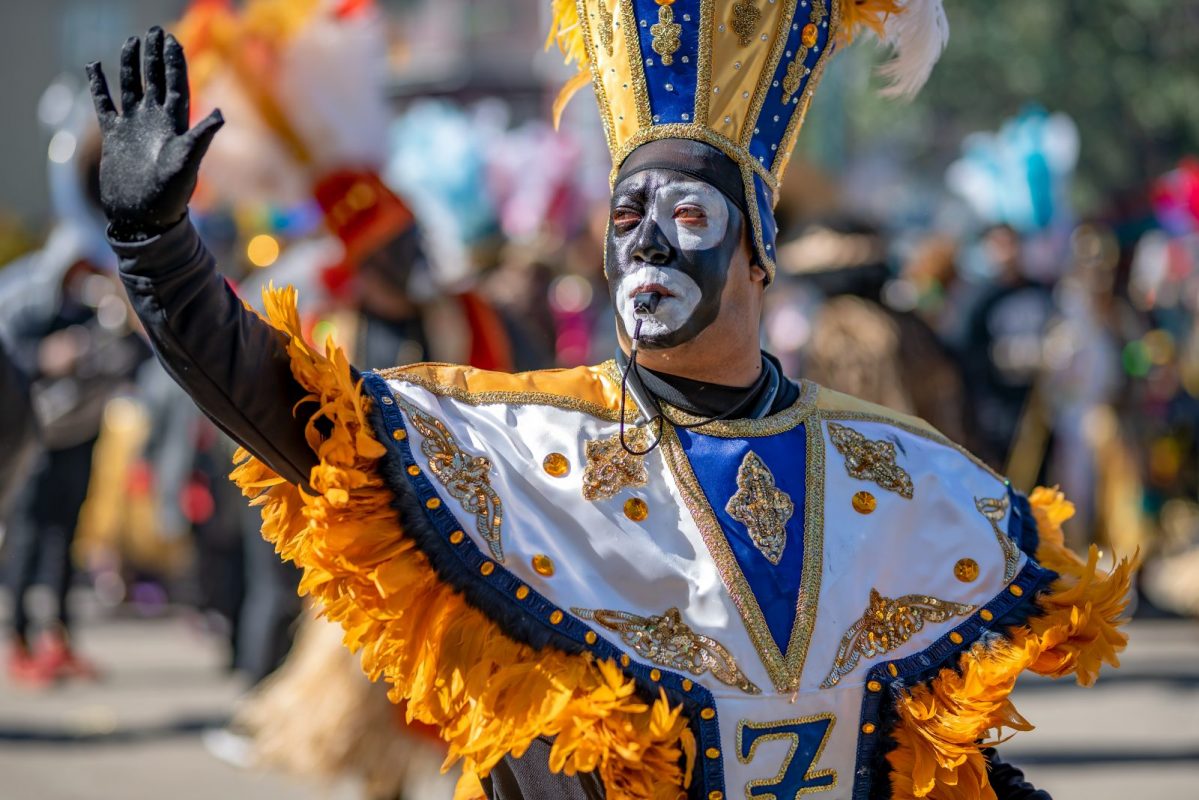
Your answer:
[87,27,316,486]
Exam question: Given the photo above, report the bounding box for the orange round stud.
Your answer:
[867,680,882,692]
[407,465,421,476]
[861,722,877,734]
[980,609,994,622]
[701,708,716,720]
[585,631,598,644]
[949,632,963,645]
[802,22,819,48]
[1009,585,1024,597]
[852,491,877,515]
[705,747,721,760]
[480,562,495,576]
[532,554,555,577]
[887,663,899,677]
[620,654,631,667]
[449,530,465,544]
[550,610,564,625]
[650,669,662,682]
[954,558,980,582]
[542,453,570,477]
[623,497,649,522]
[425,497,441,510]
[515,586,530,600]
[682,679,693,692]
[709,793,724,800]
[392,429,407,441]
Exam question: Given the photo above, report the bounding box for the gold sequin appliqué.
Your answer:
[976,495,1021,582]
[582,428,650,501]
[397,397,505,561]
[730,0,761,46]
[573,606,761,694]
[596,0,615,56]
[780,0,826,104]
[650,1,682,66]
[826,422,915,499]
[725,451,794,565]
[819,589,974,688]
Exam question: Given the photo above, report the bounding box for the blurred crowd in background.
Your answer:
[2,0,1199,797]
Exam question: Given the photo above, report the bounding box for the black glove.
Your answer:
[86,27,223,241]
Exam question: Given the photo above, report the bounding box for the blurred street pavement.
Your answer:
[1,611,1196,800]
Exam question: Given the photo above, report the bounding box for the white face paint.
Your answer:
[614,266,703,339]
[613,181,730,339]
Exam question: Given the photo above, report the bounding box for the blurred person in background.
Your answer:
[0,342,40,517]
[0,79,149,686]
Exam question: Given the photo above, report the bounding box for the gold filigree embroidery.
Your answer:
[737,714,838,796]
[780,1,826,105]
[573,606,761,694]
[650,2,682,66]
[596,0,615,57]
[582,428,650,501]
[397,397,504,561]
[731,0,761,46]
[826,422,915,499]
[976,495,1021,582]
[772,0,840,175]
[820,589,975,688]
[726,451,794,565]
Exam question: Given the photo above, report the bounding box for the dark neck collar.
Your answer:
[615,349,798,420]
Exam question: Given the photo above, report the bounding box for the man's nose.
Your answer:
[631,220,673,266]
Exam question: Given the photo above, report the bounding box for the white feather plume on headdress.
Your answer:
[839,0,950,97]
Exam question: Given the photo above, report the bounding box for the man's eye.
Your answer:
[674,205,707,224]
[613,209,642,227]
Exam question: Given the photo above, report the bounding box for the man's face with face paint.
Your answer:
[607,168,746,350]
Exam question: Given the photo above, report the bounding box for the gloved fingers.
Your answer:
[86,62,118,130]
[182,109,225,172]
[143,26,167,107]
[164,34,190,134]
[119,36,143,114]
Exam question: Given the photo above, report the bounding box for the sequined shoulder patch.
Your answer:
[396,396,504,561]
[582,428,650,502]
[820,588,974,688]
[826,422,914,499]
[573,606,760,694]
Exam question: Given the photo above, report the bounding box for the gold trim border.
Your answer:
[579,0,617,154]
[607,122,779,190]
[740,0,799,150]
[619,0,653,129]
[772,0,840,177]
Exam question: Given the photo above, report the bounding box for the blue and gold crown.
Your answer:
[550,0,948,278]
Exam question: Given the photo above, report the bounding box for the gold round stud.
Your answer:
[852,491,877,515]
[867,680,882,692]
[480,562,494,576]
[407,465,421,476]
[531,554,555,577]
[515,586,530,600]
[620,654,631,667]
[701,708,716,720]
[623,497,649,522]
[585,631,597,644]
[954,558,980,583]
[802,23,819,48]
[1009,585,1024,597]
[549,610,564,625]
[650,668,661,681]
[980,609,994,622]
[949,631,963,645]
[449,530,465,544]
[425,497,441,510]
[682,679,693,692]
[861,722,877,735]
[542,453,570,477]
[887,663,899,677]
[709,792,724,800]
[392,429,406,441]
[705,747,720,760]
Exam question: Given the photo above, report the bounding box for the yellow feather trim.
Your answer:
[546,0,591,128]
[885,486,1137,800]
[230,284,695,799]
[836,0,904,43]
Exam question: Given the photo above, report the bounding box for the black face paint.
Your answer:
[606,168,745,350]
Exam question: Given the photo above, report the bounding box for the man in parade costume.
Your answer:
[87,2,1133,798]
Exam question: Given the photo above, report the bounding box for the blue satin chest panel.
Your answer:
[676,425,807,654]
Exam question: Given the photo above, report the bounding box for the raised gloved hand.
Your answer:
[86,27,223,240]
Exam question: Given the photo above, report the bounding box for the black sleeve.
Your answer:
[110,217,317,486]
[986,748,1052,800]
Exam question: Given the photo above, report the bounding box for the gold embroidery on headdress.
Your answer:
[725,451,794,565]
[574,606,761,694]
[820,589,974,688]
[976,495,1021,582]
[781,0,827,104]
[397,397,505,561]
[582,428,650,501]
[596,0,615,56]
[731,0,762,46]
[827,421,914,498]
[650,1,683,66]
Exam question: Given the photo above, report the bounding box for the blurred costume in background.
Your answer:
[0,342,39,516]
[100,3,1133,799]
[175,0,510,795]
[0,81,149,684]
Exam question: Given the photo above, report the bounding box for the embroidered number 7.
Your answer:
[737,714,837,798]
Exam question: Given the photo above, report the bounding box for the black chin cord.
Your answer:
[618,293,771,456]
